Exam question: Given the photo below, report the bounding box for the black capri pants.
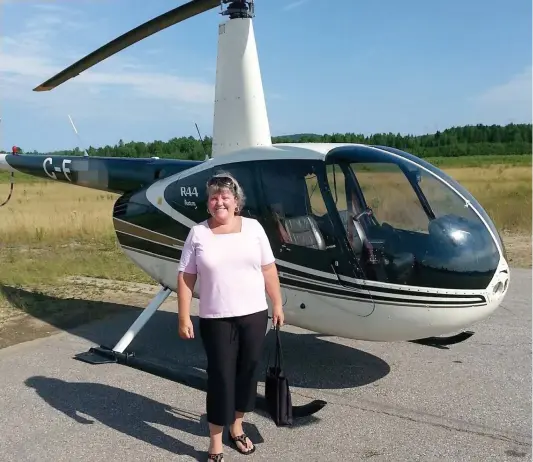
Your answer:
[199,309,269,426]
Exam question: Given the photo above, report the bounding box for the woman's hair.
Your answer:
[206,171,246,212]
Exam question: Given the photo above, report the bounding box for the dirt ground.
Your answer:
[501,233,532,269]
[0,278,170,350]
[0,235,530,350]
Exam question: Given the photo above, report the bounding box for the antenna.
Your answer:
[194,122,209,160]
[67,114,89,156]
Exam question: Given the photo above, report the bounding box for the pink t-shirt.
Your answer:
[178,217,276,319]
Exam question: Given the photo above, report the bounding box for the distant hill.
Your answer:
[4,123,531,160]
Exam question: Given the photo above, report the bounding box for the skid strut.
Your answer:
[113,286,172,353]
[75,285,172,364]
[73,285,326,424]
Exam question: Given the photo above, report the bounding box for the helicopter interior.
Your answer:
[323,146,502,290]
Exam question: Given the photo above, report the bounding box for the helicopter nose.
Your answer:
[488,267,510,302]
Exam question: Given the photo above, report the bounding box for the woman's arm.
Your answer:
[176,228,198,339]
[262,262,282,305]
[256,219,285,326]
[177,271,197,320]
[262,262,284,326]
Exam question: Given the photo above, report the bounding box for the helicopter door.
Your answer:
[256,159,375,317]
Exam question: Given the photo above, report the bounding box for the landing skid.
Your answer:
[409,331,475,349]
[74,285,326,423]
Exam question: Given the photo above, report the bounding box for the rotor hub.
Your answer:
[221,0,254,19]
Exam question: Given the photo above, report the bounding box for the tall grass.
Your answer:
[0,182,118,245]
[0,164,530,243]
[446,165,531,234]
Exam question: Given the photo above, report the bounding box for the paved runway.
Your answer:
[0,269,530,461]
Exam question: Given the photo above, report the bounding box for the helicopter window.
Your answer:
[327,154,501,289]
[350,162,429,233]
[326,163,348,227]
[258,160,335,251]
[305,174,328,217]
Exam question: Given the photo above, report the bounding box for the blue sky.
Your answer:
[0,0,531,153]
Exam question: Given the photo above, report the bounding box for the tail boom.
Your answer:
[0,154,201,194]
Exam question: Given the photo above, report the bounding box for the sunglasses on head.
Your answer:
[207,176,235,189]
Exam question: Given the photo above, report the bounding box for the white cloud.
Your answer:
[472,65,532,123]
[282,0,310,11]
[0,4,215,120]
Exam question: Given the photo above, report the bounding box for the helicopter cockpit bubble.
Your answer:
[325,145,504,291]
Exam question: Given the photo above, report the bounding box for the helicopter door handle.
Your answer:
[330,261,349,287]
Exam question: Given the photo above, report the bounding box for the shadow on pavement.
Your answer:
[2,285,391,391]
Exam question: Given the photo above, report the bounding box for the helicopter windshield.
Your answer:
[325,145,502,290]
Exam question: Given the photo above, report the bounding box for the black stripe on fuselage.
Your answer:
[278,274,485,307]
[113,192,192,244]
[121,245,180,264]
[277,262,487,304]
[116,232,182,262]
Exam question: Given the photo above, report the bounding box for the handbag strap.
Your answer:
[266,323,285,372]
[274,324,285,371]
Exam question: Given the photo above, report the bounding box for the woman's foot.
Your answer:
[207,453,224,462]
[207,423,224,461]
[208,438,224,461]
[229,425,255,454]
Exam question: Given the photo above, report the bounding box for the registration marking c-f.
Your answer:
[43,157,72,182]
[43,157,56,180]
[62,159,72,182]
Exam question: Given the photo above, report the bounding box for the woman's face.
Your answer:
[208,187,238,223]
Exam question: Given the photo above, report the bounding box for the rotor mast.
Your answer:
[211,1,271,157]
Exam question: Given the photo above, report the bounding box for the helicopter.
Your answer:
[0,0,510,413]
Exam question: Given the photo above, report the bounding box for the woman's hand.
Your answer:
[178,316,195,339]
[272,304,284,327]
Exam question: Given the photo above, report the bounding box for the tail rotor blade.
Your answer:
[33,0,219,92]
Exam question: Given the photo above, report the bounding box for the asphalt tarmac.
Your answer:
[0,269,530,461]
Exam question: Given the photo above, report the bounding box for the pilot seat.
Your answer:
[281,216,326,251]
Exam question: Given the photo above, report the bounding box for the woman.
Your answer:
[177,171,284,461]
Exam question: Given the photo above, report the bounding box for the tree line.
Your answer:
[6,122,531,160]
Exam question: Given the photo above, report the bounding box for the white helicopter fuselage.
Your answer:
[117,136,510,343]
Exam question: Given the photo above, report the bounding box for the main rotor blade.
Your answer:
[33,0,219,92]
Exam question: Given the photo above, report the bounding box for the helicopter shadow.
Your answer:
[1,285,391,391]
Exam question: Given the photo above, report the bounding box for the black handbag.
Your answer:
[265,324,293,426]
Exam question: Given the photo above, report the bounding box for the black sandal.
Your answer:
[228,432,256,455]
[207,453,224,461]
